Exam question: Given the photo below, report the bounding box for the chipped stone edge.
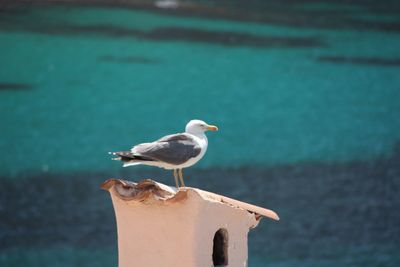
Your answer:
[101,178,279,222]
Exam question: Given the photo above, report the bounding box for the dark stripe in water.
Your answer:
[0,19,325,49]
[1,143,399,261]
[317,56,400,67]
[4,1,400,34]
[144,27,325,48]
[0,83,32,91]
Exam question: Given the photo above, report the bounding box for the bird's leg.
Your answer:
[178,169,185,187]
[173,169,180,188]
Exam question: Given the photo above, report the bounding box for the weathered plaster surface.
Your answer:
[102,179,278,267]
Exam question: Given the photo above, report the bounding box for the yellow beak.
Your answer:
[207,125,219,131]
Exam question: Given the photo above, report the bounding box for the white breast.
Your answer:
[177,133,208,169]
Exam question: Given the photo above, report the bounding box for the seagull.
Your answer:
[109,120,218,188]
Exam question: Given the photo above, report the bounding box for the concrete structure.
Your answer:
[101,179,279,267]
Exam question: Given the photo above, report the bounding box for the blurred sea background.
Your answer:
[1,0,400,266]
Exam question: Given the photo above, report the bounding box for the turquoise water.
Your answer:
[1,3,400,267]
[1,5,399,175]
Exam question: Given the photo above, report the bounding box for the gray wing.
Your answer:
[131,133,201,165]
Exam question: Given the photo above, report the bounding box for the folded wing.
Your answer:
[131,133,201,165]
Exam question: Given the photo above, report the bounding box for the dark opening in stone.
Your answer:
[212,228,228,266]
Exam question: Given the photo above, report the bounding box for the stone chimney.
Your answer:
[101,179,279,267]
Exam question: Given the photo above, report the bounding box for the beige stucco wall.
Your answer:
[193,196,257,266]
[109,188,257,267]
[111,191,200,267]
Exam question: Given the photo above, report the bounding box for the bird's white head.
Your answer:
[185,119,218,135]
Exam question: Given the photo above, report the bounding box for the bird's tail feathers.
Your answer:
[123,162,142,167]
[109,151,133,161]
[109,150,154,169]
